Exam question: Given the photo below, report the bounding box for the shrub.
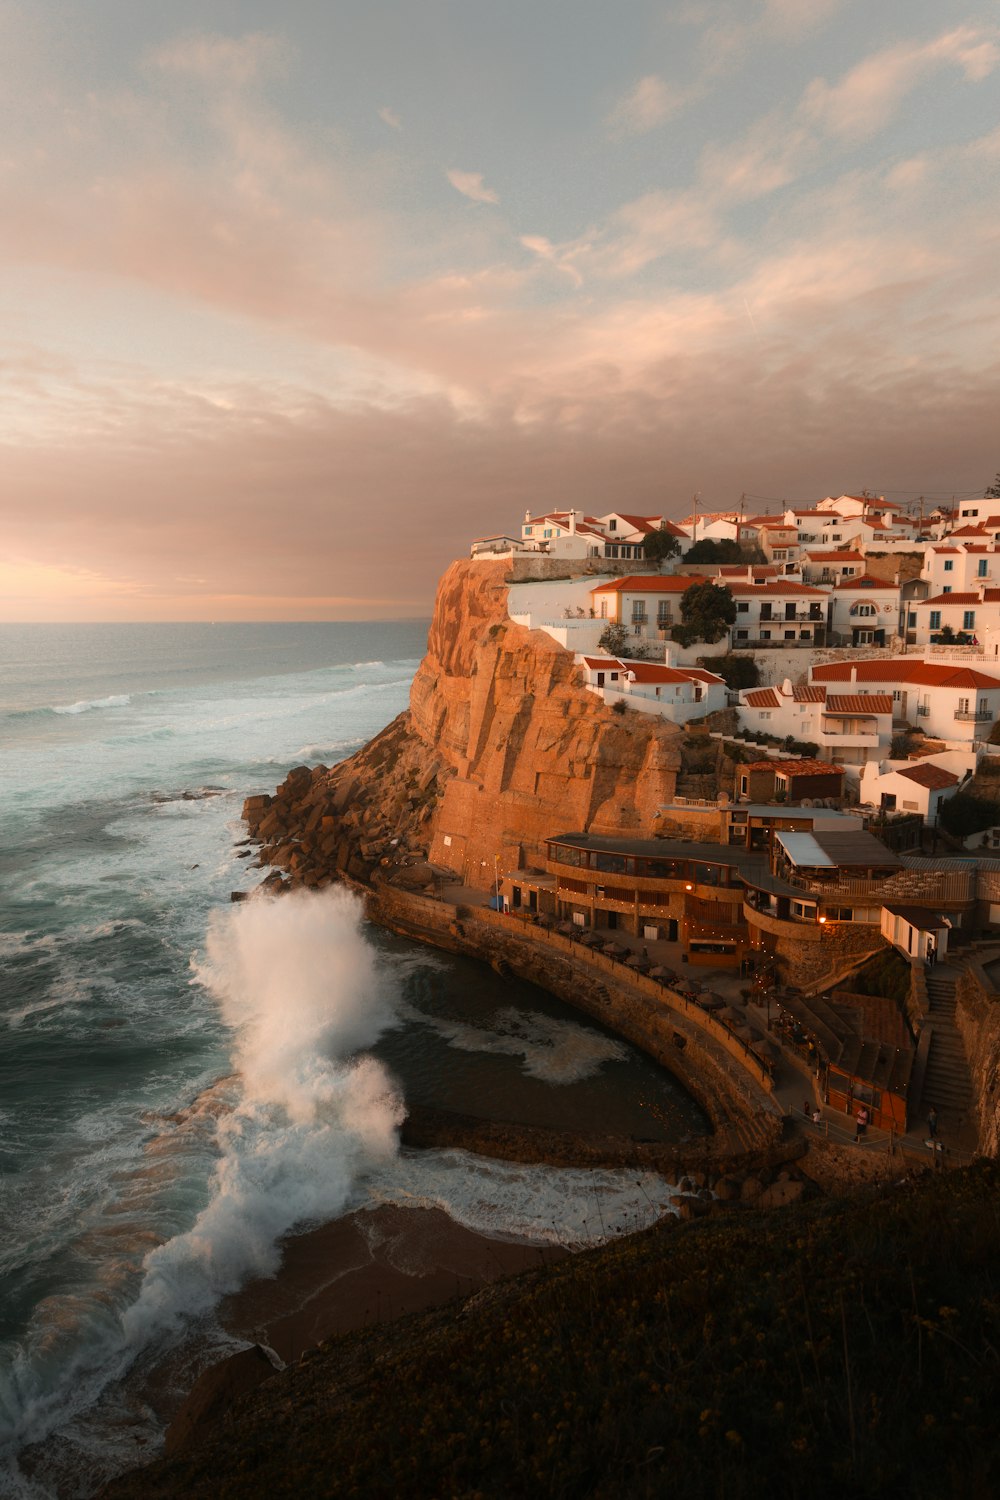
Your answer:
[939,792,1000,839]
[705,655,760,690]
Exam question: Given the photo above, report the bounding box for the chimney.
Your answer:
[569,510,577,536]
[851,665,858,683]
[525,509,532,522]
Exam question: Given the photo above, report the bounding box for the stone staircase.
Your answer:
[918,971,975,1143]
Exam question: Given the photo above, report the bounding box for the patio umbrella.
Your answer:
[536,914,554,928]
[625,954,650,971]
[754,1037,780,1059]
[603,942,629,957]
[579,931,603,947]
[720,1006,745,1024]
[697,994,725,1010]
[649,966,678,983]
[556,921,575,935]
[734,1025,757,1043]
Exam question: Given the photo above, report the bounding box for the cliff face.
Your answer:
[244,559,682,891]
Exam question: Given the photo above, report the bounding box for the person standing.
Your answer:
[928,1106,938,1140]
[855,1105,869,1142]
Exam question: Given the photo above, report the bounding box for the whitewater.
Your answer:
[0,623,697,1497]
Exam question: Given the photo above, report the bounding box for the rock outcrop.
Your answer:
[243,559,683,892]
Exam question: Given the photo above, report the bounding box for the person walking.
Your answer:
[928,1106,938,1140]
[855,1105,869,1142]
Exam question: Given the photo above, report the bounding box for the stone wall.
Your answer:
[370,881,783,1153]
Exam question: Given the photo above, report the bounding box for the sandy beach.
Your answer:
[218,1202,568,1366]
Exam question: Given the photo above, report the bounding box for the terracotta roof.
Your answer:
[727,581,827,597]
[718,564,780,577]
[948,525,990,538]
[803,550,865,563]
[793,685,827,702]
[931,547,960,554]
[832,574,897,590]
[920,592,981,606]
[897,763,960,791]
[620,662,724,686]
[744,688,780,708]
[825,694,893,715]
[590,574,704,594]
[745,759,843,777]
[812,660,1000,690]
[581,657,622,670]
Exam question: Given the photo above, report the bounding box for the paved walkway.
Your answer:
[428,881,977,1167]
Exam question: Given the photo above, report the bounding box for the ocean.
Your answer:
[0,623,705,1496]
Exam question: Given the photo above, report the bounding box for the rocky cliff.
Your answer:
[244,559,683,890]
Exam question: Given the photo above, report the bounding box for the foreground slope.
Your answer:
[103,1161,1000,1500]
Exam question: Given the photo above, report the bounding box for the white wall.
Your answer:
[507,575,615,628]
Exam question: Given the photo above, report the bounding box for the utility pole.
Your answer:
[692,491,700,545]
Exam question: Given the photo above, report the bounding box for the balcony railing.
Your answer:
[954,709,993,722]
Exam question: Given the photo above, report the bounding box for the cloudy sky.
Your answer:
[2,0,999,620]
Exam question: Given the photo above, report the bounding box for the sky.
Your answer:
[1,0,999,621]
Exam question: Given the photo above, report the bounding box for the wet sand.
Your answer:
[218,1203,568,1366]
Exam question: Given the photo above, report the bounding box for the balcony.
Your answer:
[954,708,993,722]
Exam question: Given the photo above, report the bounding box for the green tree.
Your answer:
[704,654,760,689]
[597,621,628,656]
[672,581,736,646]
[683,537,744,564]
[642,528,682,562]
[985,472,1000,499]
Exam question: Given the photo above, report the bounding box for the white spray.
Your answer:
[0,886,403,1464]
[124,886,404,1339]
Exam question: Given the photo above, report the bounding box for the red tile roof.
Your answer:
[793,685,827,702]
[825,694,894,715]
[745,759,843,777]
[744,688,780,708]
[948,525,990,538]
[812,660,1000,690]
[620,662,724,685]
[921,592,982,605]
[581,657,622,670]
[590,574,705,594]
[897,763,960,790]
[804,550,865,563]
[727,581,827,597]
[832,574,898,590]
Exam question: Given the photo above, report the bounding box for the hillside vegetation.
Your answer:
[103,1160,1000,1500]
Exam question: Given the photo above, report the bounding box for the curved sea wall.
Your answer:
[244,558,683,891]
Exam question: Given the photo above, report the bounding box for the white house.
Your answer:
[728,581,829,648]
[920,542,1000,596]
[801,549,865,585]
[881,905,951,964]
[589,574,706,639]
[737,680,894,764]
[827,574,901,646]
[675,509,742,544]
[910,586,1000,647]
[576,655,727,723]
[859,758,965,822]
[810,660,1000,745]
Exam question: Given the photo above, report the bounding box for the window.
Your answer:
[736,629,748,640]
[943,586,952,594]
[759,711,771,720]
[944,560,953,572]
[908,612,917,628]
[543,528,552,538]
[736,601,749,613]
[631,604,647,620]
[979,560,989,577]
[929,611,941,629]
[843,567,855,576]
[784,629,795,639]
[608,519,617,531]
[851,602,875,616]
[524,526,533,535]
[964,611,976,630]
[958,697,969,713]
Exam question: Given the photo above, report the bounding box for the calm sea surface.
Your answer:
[0,622,705,1496]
